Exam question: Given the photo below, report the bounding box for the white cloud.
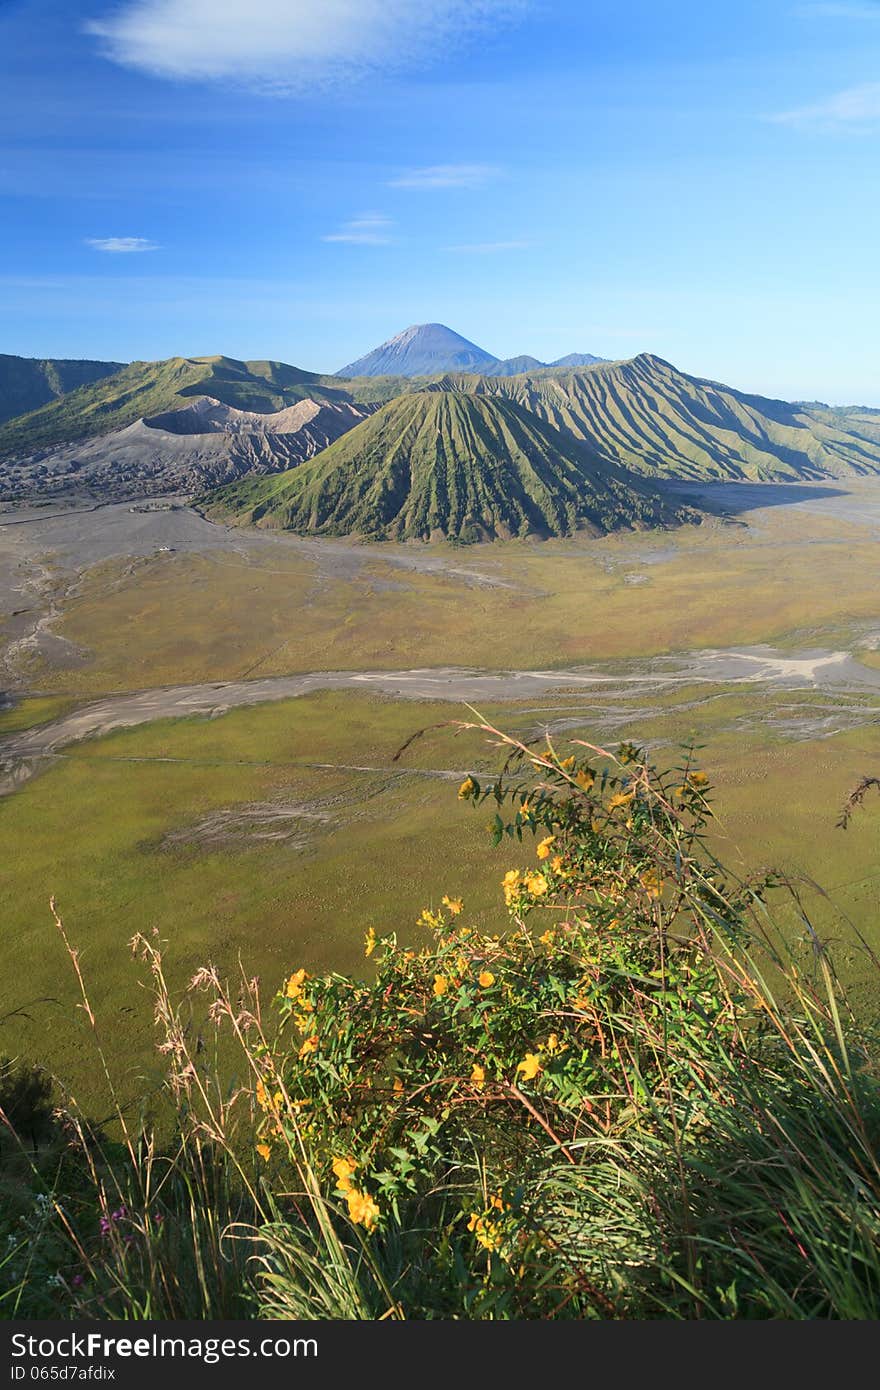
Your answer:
[85,0,527,90]
[85,236,160,252]
[389,163,501,190]
[771,81,880,127]
[445,239,531,252]
[322,214,395,245]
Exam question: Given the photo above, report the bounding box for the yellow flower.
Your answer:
[478,970,495,988]
[285,968,308,1000]
[467,1214,503,1252]
[255,1081,283,1114]
[641,868,663,900]
[524,872,548,897]
[418,907,443,929]
[298,1033,319,1059]
[433,974,449,998]
[256,1142,271,1162]
[346,1188,380,1231]
[470,1063,486,1089]
[688,770,709,787]
[458,777,476,800]
[502,869,522,906]
[550,855,564,873]
[363,926,376,958]
[546,1033,561,1053]
[560,756,576,771]
[539,929,556,947]
[536,835,555,860]
[517,1052,543,1082]
[393,1076,404,1096]
[442,895,464,915]
[332,1156,358,1192]
[608,790,635,811]
[575,768,595,791]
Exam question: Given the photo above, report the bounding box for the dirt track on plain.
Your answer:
[3,644,880,796]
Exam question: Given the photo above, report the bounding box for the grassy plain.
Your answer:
[0,694,75,735]
[9,503,880,697]
[1,686,878,1115]
[1,488,879,1114]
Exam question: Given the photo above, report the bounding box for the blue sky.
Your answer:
[1,0,879,402]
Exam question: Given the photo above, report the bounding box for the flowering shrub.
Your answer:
[5,723,879,1320]
[243,725,794,1309]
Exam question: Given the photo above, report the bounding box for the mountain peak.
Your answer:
[337,324,608,379]
[549,352,606,369]
[337,323,498,378]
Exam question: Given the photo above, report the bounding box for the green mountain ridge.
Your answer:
[3,346,879,494]
[205,390,698,542]
[0,353,124,427]
[0,355,354,458]
[447,353,880,481]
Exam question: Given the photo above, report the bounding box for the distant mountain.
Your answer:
[447,353,880,482]
[481,355,546,377]
[336,324,499,378]
[0,353,124,426]
[336,324,606,379]
[0,355,355,460]
[205,390,698,542]
[549,352,606,369]
[0,395,377,502]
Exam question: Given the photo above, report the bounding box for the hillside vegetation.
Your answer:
[4,342,879,498]
[454,353,880,480]
[0,353,123,426]
[0,356,353,458]
[206,390,698,541]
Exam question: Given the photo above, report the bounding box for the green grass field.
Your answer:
[2,489,879,1115]
[10,501,880,697]
[2,686,877,1116]
[0,694,76,735]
